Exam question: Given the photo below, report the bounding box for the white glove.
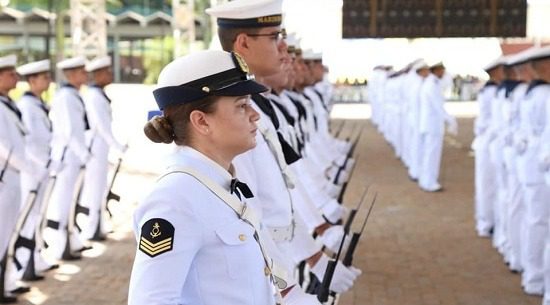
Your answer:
[79,151,91,165]
[446,117,458,136]
[344,158,355,173]
[310,254,359,293]
[516,137,527,155]
[283,285,321,305]
[112,144,127,159]
[318,225,349,254]
[48,160,65,176]
[321,200,346,224]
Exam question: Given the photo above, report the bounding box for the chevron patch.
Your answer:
[139,218,174,258]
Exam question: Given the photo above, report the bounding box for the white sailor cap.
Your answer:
[302,50,322,61]
[0,54,17,69]
[505,47,537,66]
[17,59,50,76]
[286,33,300,53]
[206,0,283,28]
[153,50,268,110]
[483,56,504,71]
[86,56,112,72]
[412,59,429,71]
[527,45,550,63]
[429,61,445,69]
[57,56,86,70]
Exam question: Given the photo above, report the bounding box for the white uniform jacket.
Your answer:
[419,74,450,136]
[128,147,275,305]
[18,92,52,168]
[84,85,124,159]
[49,84,89,164]
[0,95,29,174]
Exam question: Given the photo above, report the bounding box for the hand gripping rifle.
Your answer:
[315,187,371,302]
[333,126,364,187]
[328,193,377,305]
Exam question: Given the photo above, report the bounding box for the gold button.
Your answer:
[238,234,246,241]
[264,266,271,276]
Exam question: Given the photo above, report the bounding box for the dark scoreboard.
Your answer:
[342,0,527,38]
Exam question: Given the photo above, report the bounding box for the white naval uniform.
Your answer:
[542,93,550,305]
[44,83,89,259]
[0,95,28,292]
[418,74,455,191]
[515,81,550,295]
[405,72,427,180]
[14,92,52,277]
[473,82,498,236]
[79,85,124,240]
[128,147,275,305]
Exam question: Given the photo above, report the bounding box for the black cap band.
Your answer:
[217,14,282,28]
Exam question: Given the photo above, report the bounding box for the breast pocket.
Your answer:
[215,220,262,280]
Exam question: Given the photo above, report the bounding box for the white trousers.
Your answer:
[543,219,550,305]
[0,170,21,293]
[504,172,524,271]
[79,154,109,240]
[474,142,497,236]
[43,163,84,259]
[419,133,443,190]
[408,127,423,180]
[521,183,550,294]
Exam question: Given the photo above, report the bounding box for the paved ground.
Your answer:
[16,103,542,305]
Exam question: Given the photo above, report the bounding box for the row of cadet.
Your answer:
[368,60,458,192]
[127,0,367,304]
[0,54,125,303]
[472,45,550,305]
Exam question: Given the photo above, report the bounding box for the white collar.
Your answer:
[170,146,235,191]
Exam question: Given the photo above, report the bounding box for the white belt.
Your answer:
[268,222,295,242]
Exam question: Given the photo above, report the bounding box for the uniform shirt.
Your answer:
[18,92,52,168]
[474,82,498,136]
[517,82,550,184]
[84,85,124,159]
[0,95,29,174]
[49,84,89,164]
[128,146,275,305]
[419,74,450,135]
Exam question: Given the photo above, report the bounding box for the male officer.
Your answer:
[418,62,458,192]
[206,0,360,303]
[514,46,550,296]
[0,54,23,304]
[0,55,47,303]
[79,56,126,241]
[44,56,91,260]
[473,57,504,238]
[13,59,57,282]
[405,60,430,182]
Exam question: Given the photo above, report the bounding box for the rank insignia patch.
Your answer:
[139,218,174,258]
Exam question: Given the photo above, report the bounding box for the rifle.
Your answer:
[91,156,124,241]
[332,126,364,186]
[342,186,370,236]
[333,120,346,139]
[329,193,378,305]
[343,193,377,267]
[337,154,360,204]
[317,220,348,303]
[0,148,17,303]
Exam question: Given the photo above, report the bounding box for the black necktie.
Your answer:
[1,96,22,121]
[230,178,254,200]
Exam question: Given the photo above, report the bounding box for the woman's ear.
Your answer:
[189,110,211,136]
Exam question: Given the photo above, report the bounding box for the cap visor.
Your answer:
[215,79,268,96]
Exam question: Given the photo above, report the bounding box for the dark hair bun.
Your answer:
[143,115,175,144]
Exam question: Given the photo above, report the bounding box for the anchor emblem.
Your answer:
[150,222,161,238]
